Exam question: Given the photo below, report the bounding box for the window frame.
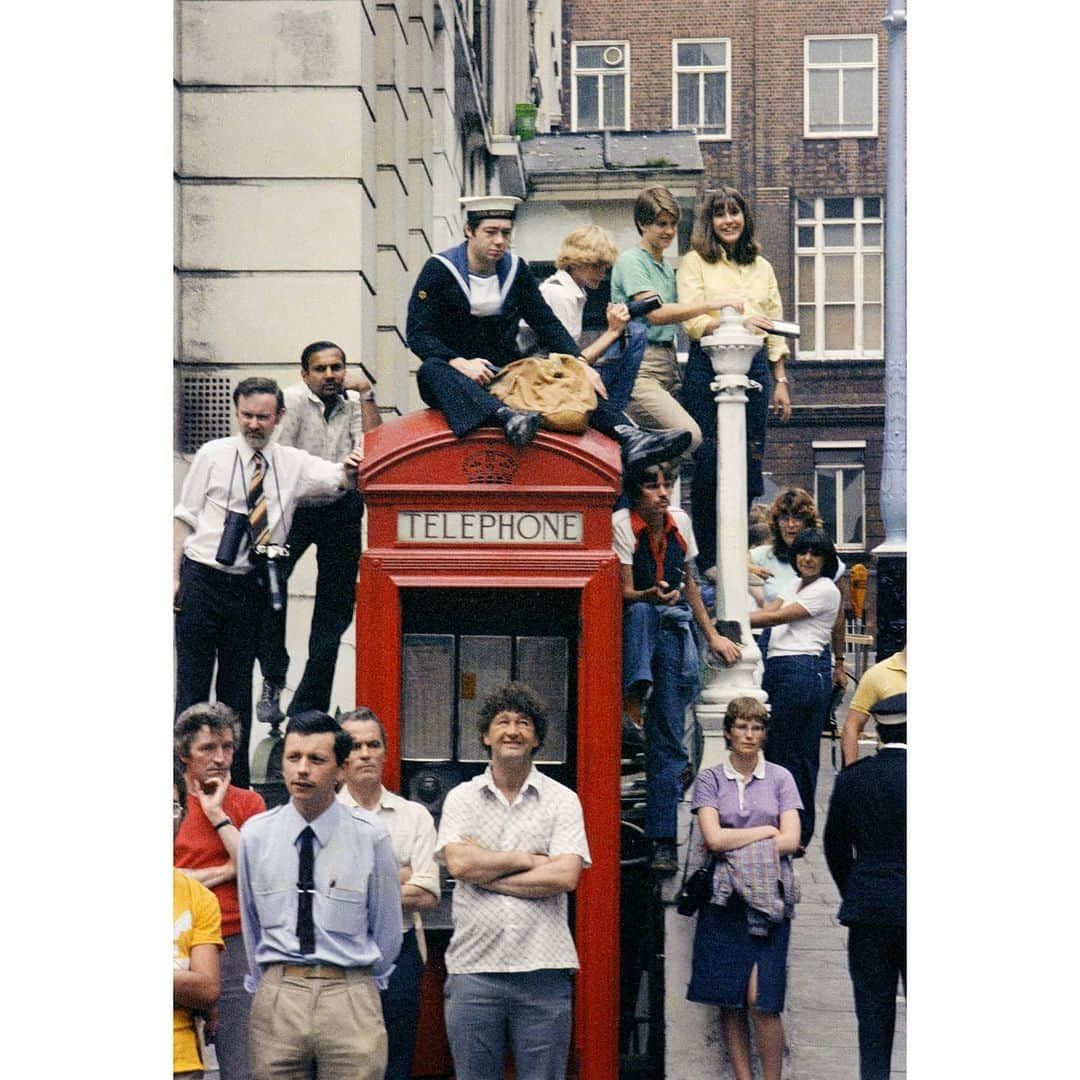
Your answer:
[812,441,867,553]
[671,38,732,142]
[571,40,631,132]
[794,195,884,360]
[803,34,878,139]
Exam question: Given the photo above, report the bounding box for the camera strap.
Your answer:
[678,816,698,892]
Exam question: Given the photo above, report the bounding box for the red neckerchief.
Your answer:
[629,510,688,584]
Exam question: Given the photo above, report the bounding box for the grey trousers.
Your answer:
[214,933,252,1080]
[444,969,573,1080]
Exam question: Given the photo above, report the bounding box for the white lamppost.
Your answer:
[666,308,772,1075]
[694,308,768,761]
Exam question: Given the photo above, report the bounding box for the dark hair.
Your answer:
[300,341,346,371]
[690,187,760,266]
[477,682,548,755]
[789,527,840,582]
[623,462,676,505]
[632,186,681,235]
[233,376,284,411]
[722,697,769,748]
[878,722,906,745]
[338,707,388,749]
[767,488,822,563]
[464,213,515,235]
[285,711,353,765]
[174,757,188,814]
[174,702,240,761]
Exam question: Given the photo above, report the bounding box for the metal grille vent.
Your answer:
[179,372,233,453]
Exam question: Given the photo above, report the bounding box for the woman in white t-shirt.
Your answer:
[749,528,841,853]
[749,487,848,691]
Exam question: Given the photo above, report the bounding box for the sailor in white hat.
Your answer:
[405,195,690,467]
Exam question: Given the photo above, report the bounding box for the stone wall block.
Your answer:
[177,88,375,178]
[178,1,375,87]
[176,180,373,271]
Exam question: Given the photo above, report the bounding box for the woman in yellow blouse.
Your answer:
[676,187,792,572]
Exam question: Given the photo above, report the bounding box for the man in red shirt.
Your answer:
[174,703,267,1080]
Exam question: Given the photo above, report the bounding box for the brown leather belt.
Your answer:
[279,963,357,980]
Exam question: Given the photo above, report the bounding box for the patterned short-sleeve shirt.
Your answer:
[435,766,591,974]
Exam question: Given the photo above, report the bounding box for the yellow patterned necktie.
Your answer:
[247,451,271,547]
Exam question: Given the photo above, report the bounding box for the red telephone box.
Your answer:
[357,410,622,1080]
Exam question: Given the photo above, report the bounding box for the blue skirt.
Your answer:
[686,895,791,1014]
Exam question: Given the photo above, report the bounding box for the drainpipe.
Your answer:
[873,0,907,660]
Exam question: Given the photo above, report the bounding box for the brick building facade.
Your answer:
[550,0,892,587]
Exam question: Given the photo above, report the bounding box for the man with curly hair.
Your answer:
[435,683,591,1079]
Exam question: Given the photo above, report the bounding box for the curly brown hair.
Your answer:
[767,487,822,563]
[689,187,760,266]
[476,682,549,754]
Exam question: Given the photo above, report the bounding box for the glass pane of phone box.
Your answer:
[402,633,570,765]
[401,635,456,760]
[458,636,569,764]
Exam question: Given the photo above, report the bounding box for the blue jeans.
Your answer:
[380,929,424,1080]
[595,320,647,414]
[762,651,831,848]
[623,602,700,840]
[444,970,573,1080]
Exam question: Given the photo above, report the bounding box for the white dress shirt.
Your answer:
[175,435,345,573]
[337,785,440,947]
[517,269,585,355]
[435,765,591,975]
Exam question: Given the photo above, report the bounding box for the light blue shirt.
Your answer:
[237,798,403,991]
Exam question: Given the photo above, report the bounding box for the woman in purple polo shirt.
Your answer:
[687,697,802,1080]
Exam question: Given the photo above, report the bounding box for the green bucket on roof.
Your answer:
[515,102,538,140]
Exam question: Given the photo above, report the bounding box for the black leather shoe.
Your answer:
[614,425,692,471]
[494,406,541,449]
[650,840,679,876]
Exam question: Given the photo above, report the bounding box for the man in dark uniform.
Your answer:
[406,195,690,469]
[824,693,907,1080]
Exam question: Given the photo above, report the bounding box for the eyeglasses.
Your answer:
[778,513,810,524]
[729,723,766,734]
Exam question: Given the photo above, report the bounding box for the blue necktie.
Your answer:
[297,826,316,955]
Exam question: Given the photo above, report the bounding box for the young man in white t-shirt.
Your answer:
[614,462,742,874]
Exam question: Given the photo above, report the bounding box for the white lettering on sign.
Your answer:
[397,511,584,545]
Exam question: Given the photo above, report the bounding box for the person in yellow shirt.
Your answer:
[841,647,907,766]
[676,187,792,572]
[174,762,224,1078]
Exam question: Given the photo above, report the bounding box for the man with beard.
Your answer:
[255,342,382,725]
[173,377,364,786]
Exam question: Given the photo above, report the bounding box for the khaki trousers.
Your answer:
[624,343,703,452]
[250,965,387,1080]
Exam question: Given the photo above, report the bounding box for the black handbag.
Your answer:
[675,820,717,917]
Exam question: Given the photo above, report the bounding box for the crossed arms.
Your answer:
[443,836,583,899]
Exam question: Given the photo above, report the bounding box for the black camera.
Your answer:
[254,543,290,612]
[626,295,662,319]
